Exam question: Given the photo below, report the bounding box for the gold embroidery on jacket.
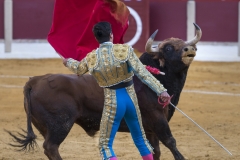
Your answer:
[67,44,166,95]
[113,44,129,62]
[86,50,98,69]
[127,48,167,95]
[66,58,88,76]
[89,44,134,87]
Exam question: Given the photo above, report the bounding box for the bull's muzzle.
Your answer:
[182,46,196,65]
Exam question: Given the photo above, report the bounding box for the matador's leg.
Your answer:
[99,88,126,160]
[124,84,154,159]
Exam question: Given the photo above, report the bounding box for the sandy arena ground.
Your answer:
[0,58,239,160]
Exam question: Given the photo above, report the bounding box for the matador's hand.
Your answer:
[158,92,172,108]
[63,58,68,67]
[158,92,173,108]
[159,91,170,102]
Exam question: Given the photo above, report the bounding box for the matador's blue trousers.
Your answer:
[99,84,153,159]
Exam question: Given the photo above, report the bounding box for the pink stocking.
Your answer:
[110,157,118,160]
[142,153,153,160]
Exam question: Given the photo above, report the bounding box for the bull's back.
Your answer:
[24,74,104,113]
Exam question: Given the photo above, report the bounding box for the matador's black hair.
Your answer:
[92,21,112,44]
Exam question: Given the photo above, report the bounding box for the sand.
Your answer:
[0,59,239,160]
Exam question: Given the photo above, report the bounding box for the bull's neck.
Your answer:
[163,67,189,96]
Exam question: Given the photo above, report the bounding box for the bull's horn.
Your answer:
[185,23,202,45]
[145,30,159,53]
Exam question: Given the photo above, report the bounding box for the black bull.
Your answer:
[6,24,202,160]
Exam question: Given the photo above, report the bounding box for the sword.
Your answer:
[169,102,232,156]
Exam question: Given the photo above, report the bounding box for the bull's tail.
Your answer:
[5,80,38,151]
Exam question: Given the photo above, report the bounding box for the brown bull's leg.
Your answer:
[42,113,75,160]
[146,133,160,160]
[43,140,62,160]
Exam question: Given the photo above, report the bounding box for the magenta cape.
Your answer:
[48,0,129,61]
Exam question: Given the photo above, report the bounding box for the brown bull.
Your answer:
[6,23,202,160]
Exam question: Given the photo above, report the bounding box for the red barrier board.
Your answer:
[122,0,150,52]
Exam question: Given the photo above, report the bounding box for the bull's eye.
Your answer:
[165,45,173,52]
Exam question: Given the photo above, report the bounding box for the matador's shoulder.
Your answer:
[112,44,132,62]
[85,50,97,69]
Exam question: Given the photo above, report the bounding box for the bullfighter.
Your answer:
[63,21,170,160]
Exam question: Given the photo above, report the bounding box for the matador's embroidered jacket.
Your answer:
[66,42,166,95]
